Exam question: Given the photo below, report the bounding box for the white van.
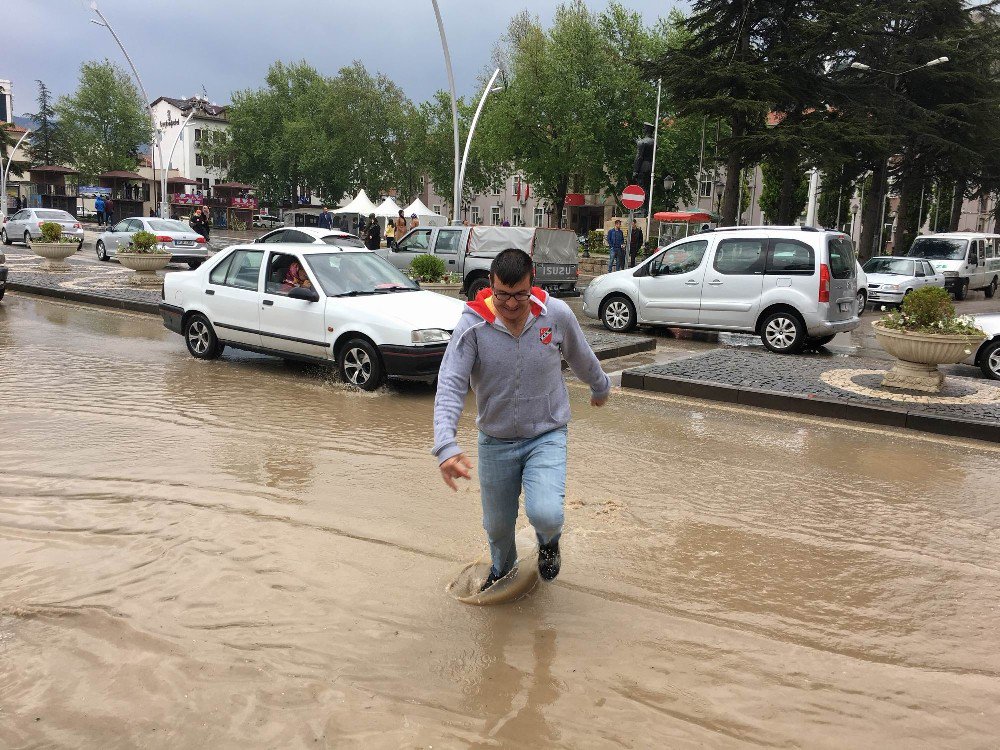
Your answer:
[905,233,999,300]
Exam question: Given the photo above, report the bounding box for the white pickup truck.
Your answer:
[383,225,580,300]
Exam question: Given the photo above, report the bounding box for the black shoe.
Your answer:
[538,539,561,581]
[480,569,502,592]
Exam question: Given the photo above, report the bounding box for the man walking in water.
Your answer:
[433,249,611,591]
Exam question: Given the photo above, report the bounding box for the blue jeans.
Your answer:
[608,247,623,272]
[477,426,567,576]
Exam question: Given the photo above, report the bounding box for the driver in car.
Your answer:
[282,260,312,292]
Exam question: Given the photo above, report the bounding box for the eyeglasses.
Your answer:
[491,287,531,302]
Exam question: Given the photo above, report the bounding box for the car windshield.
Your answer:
[37,210,74,221]
[863,258,915,276]
[908,237,967,260]
[147,219,190,232]
[321,235,365,248]
[305,252,419,296]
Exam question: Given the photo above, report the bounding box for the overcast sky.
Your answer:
[6,0,686,116]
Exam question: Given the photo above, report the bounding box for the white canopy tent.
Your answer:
[333,189,379,217]
[373,197,403,218]
[403,198,446,227]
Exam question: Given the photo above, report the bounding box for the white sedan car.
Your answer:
[158,242,464,390]
[967,313,1000,380]
[862,256,945,308]
[255,226,363,247]
[96,217,210,268]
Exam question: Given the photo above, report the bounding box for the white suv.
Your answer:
[159,243,463,390]
[583,226,860,353]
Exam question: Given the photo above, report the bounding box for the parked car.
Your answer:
[0,249,7,301]
[906,232,1000,300]
[967,313,1000,380]
[255,226,363,246]
[158,242,464,390]
[583,226,860,354]
[252,214,284,229]
[96,217,210,268]
[385,225,580,299]
[1,208,84,249]
[855,261,868,316]
[862,256,945,308]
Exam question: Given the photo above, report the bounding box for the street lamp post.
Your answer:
[644,78,662,241]
[89,1,168,219]
[456,68,501,224]
[1,128,32,222]
[849,56,948,256]
[430,0,461,225]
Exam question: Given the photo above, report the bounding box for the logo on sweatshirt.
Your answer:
[539,327,553,345]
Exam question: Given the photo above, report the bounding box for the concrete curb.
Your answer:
[8,281,160,315]
[620,371,1000,443]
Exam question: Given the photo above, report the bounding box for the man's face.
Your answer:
[490,273,533,326]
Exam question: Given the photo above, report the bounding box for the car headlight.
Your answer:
[942,271,959,277]
[411,328,451,344]
[882,283,899,291]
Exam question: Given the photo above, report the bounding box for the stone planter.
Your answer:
[31,241,78,271]
[418,282,462,297]
[872,322,986,392]
[117,251,172,286]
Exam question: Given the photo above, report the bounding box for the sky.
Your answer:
[5,0,686,116]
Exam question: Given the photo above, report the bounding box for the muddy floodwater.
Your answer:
[2,295,999,748]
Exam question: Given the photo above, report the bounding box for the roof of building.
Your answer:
[166,175,198,185]
[151,96,228,119]
[30,165,79,174]
[98,170,145,180]
[214,181,254,190]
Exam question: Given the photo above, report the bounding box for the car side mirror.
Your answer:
[288,286,320,302]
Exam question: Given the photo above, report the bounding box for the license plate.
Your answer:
[839,302,852,312]
[175,240,194,246]
[536,264,575,277]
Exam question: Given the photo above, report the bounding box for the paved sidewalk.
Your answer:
[623,348,1000,442]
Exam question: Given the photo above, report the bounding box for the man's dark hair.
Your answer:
[490,248,534,286]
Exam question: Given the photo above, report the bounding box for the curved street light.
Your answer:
[431,0,461,225]
[456,68,501,223]
[89,1,167,218]
[1,127,32,222]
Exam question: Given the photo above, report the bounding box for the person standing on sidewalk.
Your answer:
[607,219,625,272]
[433,248,611,592]
[190,207,210,241]
[104,198,115,227]
[364,213,381,250]
[395,210,407,241]
[628,219,643,268]
[318,206,333,230]
[384,215,395,248]
[94,195,106,226]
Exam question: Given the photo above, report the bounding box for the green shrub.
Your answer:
[586,230,604,253]
[39,221,64,243]
[411,253,446,282]
[128,230,161,253]
[880,285,985,336]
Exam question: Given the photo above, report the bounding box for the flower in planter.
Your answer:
[125,230,169,254]
[878,286,985,337]
[38,221,77,244]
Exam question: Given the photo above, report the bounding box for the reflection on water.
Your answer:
[2,295,1000,747]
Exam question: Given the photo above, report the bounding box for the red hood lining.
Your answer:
[467,286,549,324]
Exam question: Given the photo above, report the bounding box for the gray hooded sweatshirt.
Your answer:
[432,286,611,464]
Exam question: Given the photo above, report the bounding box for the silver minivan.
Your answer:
[582,226,859,353]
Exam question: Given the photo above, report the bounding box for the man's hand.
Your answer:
[440,454,473,491]
[591,393,608,407]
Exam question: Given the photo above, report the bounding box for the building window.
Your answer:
[534,207,544,227]
[699,173,712,198]
[471,206,481,224]
[195,153,203,166]
[432,204,441,215]
[194,128,202,142]
[491,206,501,225]
[493,182,502,197]
[511,207,522,227]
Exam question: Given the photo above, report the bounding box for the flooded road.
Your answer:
[2,294,999,748]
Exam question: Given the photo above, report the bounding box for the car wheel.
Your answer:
[599,294,637,332]
[980,340,1000,381]
[76,241,83,252]
[985,277,998,299]
[466,276,489,301]
[338,338,384,391]
[0,228,9,245]
[96,241,109,261]
[187,261,202,270]
[184,313,224,360]
[955,280,968,301]
[23,231,31,248]
[760,310,805,354]
[856,289,867,317]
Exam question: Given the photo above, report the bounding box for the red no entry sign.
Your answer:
[621,184,646,210]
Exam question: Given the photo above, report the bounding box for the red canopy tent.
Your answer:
[652,211,715,223]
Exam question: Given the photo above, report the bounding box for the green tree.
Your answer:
[55,61,151,179]
[25,80,66,166]
[759,157,807,223]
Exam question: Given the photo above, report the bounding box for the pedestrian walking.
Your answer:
[95,195,106,226]
[364,213,381,250]
[628,219,643,268]
[190,207,210,240]
[607,219,625,272]
[104,198,115,228]
[409,213,419,230]
[384,216,395,248]
[395,210,407,240]
[433,248,611,592]
[318,206,333,229]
